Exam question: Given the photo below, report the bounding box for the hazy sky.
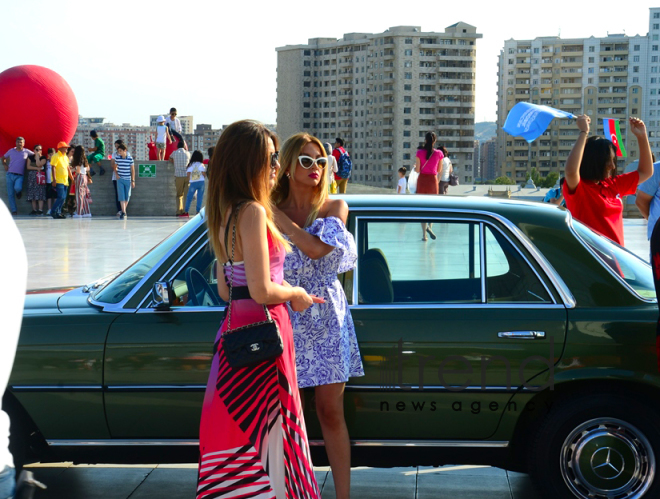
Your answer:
[1,1,652,128]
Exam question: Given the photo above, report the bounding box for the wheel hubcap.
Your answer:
[560,418,655,498]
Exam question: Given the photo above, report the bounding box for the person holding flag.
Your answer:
[563,115,653,246]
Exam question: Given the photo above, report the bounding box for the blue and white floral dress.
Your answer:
[284,216,364,389]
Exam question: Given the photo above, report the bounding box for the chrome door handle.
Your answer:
[498,331,546,340]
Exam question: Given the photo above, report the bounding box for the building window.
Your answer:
[404,119,411,125]
[403,153,411,160]
[404,108,411,114]
[405,38,413,44]
[654,46,659,52]
[404,84,412,90]
[634,44,640,51]
[654,56,659,62]
[633,77,639,83]
[403,142,411,149]
[405,49,413,56]
[404,72,412,79]
[589,46,595,52]
[632,88,639,94]
[404,96,412,102]
[403,130,411,137]
[634,66,639,73]
[633,55,640,62]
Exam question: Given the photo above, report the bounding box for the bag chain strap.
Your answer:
[224,204,274,336]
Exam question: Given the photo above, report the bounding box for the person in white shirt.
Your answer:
[396,167,407,194]
[165,108,184,146]
[155,116,171,160]
[324,143,338,193]
[184,150,207,216]
[0,201,28,499]
[438,145,453,195]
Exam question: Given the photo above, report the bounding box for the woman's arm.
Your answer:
[240,203,319,307]
[26,161,38,171]
[564,115,590,192]
[629,117,653,184]
[635,189,653,219]
[414,156,421,174]
[274,199,349,260]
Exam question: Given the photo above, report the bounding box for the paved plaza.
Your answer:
[12,213,652,498]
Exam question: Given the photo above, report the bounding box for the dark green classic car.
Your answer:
[6,195,660,499]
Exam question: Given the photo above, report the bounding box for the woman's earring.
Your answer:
[286,172,291,178]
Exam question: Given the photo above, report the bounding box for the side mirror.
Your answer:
[153,281,174,311]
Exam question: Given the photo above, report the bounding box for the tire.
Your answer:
[529,393,660,499]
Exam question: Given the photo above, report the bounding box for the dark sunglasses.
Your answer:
[270,151,280,169]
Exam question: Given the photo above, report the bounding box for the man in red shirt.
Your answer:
[563,115,653,245]
[332,137,351,194]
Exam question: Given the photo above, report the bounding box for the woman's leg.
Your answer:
[185,186,194,213]
[315,382,351,499]
[31,200,37,211]
[38,199,43,211]
[196,183,205,212]
[421,223,428,241]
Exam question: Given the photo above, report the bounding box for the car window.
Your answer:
[573,220,656,300]
[356,219,553,305]
[357,220,482,304]
[484,225,552,303]
[94,215,203,304]
[169,245,225,308]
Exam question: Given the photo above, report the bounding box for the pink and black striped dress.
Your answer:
[197,233,320,499]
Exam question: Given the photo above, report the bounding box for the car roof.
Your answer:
[338,194,569,228]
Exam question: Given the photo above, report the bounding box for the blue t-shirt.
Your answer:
[637,161,660,240]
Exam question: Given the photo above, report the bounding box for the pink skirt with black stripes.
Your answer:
[197,301,320,499]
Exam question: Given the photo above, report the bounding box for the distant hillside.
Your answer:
[475,122,496,142]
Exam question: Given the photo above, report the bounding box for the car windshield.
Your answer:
[572,220,656,300]
[92,214,204,304]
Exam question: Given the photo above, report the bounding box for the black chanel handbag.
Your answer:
[221,204,283,368]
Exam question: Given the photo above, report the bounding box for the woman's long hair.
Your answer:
[206,120,288,262]
[187,150,204,167]
[272,133,328,228]
[417,132,436,160]
[580,136,618,182]
[71,145,88,168]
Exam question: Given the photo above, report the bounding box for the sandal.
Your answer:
[426,227,437,240]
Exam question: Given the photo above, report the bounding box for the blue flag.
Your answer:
[503,102,576,143]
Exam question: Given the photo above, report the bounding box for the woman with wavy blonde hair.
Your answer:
[273,132,364,499]
[198,120,322,499]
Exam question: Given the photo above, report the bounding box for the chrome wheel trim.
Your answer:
[560,418,655,499]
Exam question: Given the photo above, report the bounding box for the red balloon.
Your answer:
[0,65,78,153]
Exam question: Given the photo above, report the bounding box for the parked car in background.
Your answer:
[6,195,660,499]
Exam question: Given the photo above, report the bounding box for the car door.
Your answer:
[342,211,567,441]
[103,228,224,439]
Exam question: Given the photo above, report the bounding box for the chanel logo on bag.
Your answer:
[250,343,261,352]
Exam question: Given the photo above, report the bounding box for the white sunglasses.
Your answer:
[298,155,328,169]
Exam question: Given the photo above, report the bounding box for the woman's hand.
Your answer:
[290,287,324,312]
[576,114,590,134]
[629,117,648,139]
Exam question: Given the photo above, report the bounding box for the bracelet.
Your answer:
[579,130,588,135]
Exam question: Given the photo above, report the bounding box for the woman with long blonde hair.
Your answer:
[272,132,364,499]
[198,120,322,499]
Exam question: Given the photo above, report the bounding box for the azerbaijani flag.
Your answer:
[602,118,627,157]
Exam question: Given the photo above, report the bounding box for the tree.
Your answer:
[525,167,541,186]
[494,176,515,185]
[541,171,559,188]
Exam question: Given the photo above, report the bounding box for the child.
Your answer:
[45,148,56,215]
[184,150,207,216]
[155,116,171,160]
[397,167,407,194]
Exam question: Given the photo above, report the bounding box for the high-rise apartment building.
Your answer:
[277,24,482,188]
[480,138,498,180]
[72,117,151,160]
[496,8,660,183]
